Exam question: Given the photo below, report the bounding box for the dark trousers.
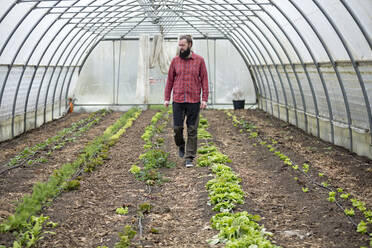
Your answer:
[172,102,200,160]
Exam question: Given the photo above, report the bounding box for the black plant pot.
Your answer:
[233,100,245,110]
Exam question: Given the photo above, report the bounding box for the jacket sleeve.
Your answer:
[164,59,175,101]
[200,58,209,102]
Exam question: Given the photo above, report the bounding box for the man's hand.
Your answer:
[201,101,207,109]
[164,101,170,107]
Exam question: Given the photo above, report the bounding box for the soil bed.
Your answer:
[0,111,121,228]
[204,109,370,248]
[1,108,370,247]
[0,113,90,165]
[37,109,216,248]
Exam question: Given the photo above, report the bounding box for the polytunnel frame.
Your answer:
[79,0,297,129]
[81,0,370,150]
[188,0,308,138]
[191,1,289,125]
[72,1,268,109]
[312,0,372,149]
[42,3,146,125]
[0,0,371,153]
[288,0,371,150]
[0,0,64,135]
[202,0,372,151]
[269,0,331,141]
[0,0,142,136]
[62,1,263,108]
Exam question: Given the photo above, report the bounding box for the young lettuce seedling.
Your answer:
[302,163,310,173]
[340,193,350,200]
[116,207,129,215]
[344,208,355,216]
[357,221,368,234]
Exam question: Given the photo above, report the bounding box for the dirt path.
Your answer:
[0,112,122,224]
[204,110,368,248]
[138,111,216,247]
[239,109,372,207]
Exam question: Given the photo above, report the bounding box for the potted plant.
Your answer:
[232,87,245,110]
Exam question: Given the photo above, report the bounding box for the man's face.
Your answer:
[178,39,190,53]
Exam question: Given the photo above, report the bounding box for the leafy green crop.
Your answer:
[344,208,355,216]
[223,110,372,246]
[1,215,57,248]
[0,108,140,234]
[134,149,175,184]
[116,207,129,215]
[357,221,368,234]
[138,202,152,215]
[140,109,167,149]
[6,110,109,168]
[321,181,329,187]
[111,111,141,141]
[364,210,372,223]
[302,163,310,173]
[207,113,280,247]
[351,199,367,212]
[197,151,231,167]
[210,212,280,248]
[198,129,212,139]
[129,165,141,175]
[132,110,174,185]
[63,180,80,191]
[199,118,209,127]
[198,145,218,154]
[249,132,258,138]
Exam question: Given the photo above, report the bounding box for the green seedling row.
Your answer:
[140,107,170,149]
[198,116,279,247]
[225,110,372,247]
[130,107,175,186]
[7,109,110,168]
[0,108,142,248]
[124,107,173,247]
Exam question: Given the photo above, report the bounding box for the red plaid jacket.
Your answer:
[164,52,209,103]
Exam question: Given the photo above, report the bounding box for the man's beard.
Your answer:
[179,48,191,59]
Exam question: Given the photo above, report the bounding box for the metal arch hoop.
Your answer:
[312,0,372,148]
[289,0,353,150]
[34,0,139,126]
[10,0,68,137]
[269,0,333,141]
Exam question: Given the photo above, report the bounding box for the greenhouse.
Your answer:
[0,0,371,247]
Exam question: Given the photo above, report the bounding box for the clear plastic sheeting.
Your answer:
[74,41,115,105]
[74,38,254,106]
[0,0,371,157]
[214,40,255,104]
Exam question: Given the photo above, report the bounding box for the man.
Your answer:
[164,35,209,167]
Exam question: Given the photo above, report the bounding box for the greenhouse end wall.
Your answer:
[73,39,256,107]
